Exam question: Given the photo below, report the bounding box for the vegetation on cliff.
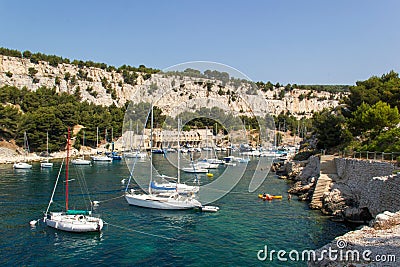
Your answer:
[256,81,349,94]
[312,71,400,152]
[0,47,159,77]
[0,85,125,152]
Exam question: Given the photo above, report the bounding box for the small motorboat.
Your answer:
[13,162,33,169]
[40,161,53,168]
[199,206,219,212]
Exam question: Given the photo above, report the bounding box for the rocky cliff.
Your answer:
[0,55,342,117]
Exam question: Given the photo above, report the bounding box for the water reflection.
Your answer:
[52,231,104,256]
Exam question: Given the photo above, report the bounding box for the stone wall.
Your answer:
[334,158,394,197]
[323,158,400,221]
[360,174,400,217]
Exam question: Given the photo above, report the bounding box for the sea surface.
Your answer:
[0,155,351,266]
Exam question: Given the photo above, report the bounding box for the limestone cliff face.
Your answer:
[0,55,132,107]
[0,55,342,117]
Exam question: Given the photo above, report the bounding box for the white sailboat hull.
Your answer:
[260,152,277,157]
[125,193,201,210]
[206,158,224,164]
[150,181,199,194]
[182,167,208,173]
[13,162,32,169]
[44,212,103,232]
[71,159,92,165]
[91,156,112,162]
[124,152,147,158]
[196,162,219,169]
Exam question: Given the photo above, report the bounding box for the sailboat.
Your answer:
[91,127,112,162]
[91,153,113,162]
[194,161,219,169]
[71,157,92,165]
[196,126,220,168]
[72,130,92,165]
[182,165,209,173]
[41,132,53,168]
[149,175,199,194]
[150,119,200,194]
[260,128,278,157]
[124,151,148,159]
[174,127,214,172]
[44,128,103,232]
[124,121,148,158]
[124,107,202,210]
[13,132,32,169]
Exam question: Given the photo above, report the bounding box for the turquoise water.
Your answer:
[0,156,351,266]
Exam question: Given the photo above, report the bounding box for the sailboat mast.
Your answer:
[24,131,29,159]
[149,104,154,194]
[215,123,218,147]
[205,126,208,158]
[66,127,70,211]
[177,118,181,184]
[96,127,99,148]
[136,121,139,149]
[24,132,26,153]
[46,131,49,155]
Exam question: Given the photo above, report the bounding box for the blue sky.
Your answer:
[1,0,399,84]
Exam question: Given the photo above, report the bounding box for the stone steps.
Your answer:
[310,174,332,209]
[310,155,338,209]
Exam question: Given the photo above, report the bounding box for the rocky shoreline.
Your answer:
[0,145,97,165]
[276,155,400,266]
[274,155,320,202]
[308,211,400,267]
